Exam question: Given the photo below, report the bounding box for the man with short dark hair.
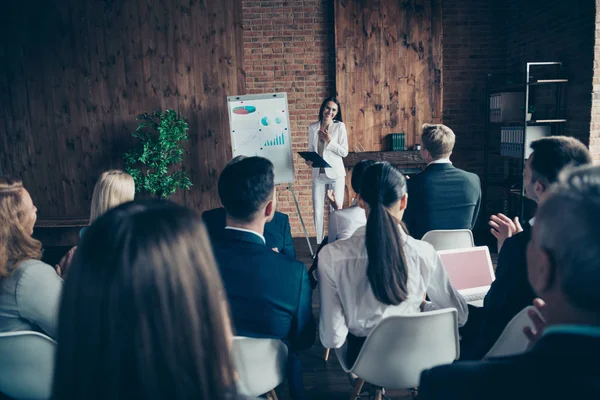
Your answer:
[211,156,314,400]
[327,159,376,242]
[418,164,600,400]
[202,155,295,258]
[403,123,481,240]
[461,136,592,360]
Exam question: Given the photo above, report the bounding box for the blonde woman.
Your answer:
[59,170,135,275]
[89,169,136,224]
[0,177,62,338]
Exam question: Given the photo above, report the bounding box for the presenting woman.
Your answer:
[306,97,348,245]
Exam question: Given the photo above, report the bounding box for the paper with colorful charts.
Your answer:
[227,93,295,184]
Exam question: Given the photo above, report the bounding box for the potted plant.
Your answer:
[124,110,192,199]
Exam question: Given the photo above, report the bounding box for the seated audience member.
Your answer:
[327,159,375,242]
[319,162,468,365]
[57,169,135,274]
[419,164,600,400]
[461,136,591,360]
[0,177,62,338]
[210,156,315,400]
[52,200,257,400]
[203,156,295,258]
[403,123,481,240]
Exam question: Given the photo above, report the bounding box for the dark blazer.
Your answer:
[418,329,600,400]
[211,229,315,351]
[403,163,481,240]
[202,208,296,259]
[460,224,535,360]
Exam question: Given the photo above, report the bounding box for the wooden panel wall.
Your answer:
[0,0,244,221]
[335,0,442,151]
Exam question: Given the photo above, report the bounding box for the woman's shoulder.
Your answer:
[404,235,438,262]
[12,259,57,281]
[309,121,320,129]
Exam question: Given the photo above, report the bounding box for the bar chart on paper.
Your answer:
[264,133,285,147]
[227,93,295,184]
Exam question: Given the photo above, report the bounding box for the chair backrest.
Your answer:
[350,309,459,390]
[485,306,537,359]
[421,229,475,251]
[231,337,288,397]
[0,331,56,400]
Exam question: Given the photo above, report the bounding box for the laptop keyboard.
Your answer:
[461,291,487,303]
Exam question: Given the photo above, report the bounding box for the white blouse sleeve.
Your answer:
[318,247,348,349]
[423,252,469,327]
[326,122,349,158]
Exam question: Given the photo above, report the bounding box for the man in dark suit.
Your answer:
[203,207,295,258]
[460,136,591,360]
[210,156,315,400]
[418,164,600,400]
[403,123,481,240]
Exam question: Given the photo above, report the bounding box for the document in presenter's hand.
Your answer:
[297,152,332,168]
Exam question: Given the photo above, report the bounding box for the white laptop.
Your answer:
[437,246,496,306]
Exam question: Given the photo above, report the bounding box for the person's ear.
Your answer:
[399,193,408,211]
[534,181,546,198]
[264,199,275,219]
[529,247,555,295]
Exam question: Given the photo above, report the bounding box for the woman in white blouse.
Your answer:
[306,97,349,244]
[318,162,468,364]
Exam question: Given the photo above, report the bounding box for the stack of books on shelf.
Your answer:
[489,92,524,122]
[500,126,524,157]
[387,133,406,151]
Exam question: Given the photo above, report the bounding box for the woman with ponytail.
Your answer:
[318,162,467,363]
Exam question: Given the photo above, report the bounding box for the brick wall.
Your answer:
[441,0,507,179]
[243,0,335,236]
[505,0,595,145]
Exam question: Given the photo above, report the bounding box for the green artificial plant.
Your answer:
[124,110,192,199]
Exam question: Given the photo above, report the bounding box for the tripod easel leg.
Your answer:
[288,184,314,257]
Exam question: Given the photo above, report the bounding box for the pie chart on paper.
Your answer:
[233,105,257,115]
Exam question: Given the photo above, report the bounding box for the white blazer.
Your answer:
[308,120,349,179]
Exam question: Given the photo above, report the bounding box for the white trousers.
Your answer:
[312,173,345,244]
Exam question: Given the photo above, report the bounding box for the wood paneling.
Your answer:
[335,0,442,151]
[0,0,244,224]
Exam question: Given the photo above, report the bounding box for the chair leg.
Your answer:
[266,389,278,400]
[374,388,383,400]
[350,378,365,400]
[324,348,330,361]
[411,388,418,399]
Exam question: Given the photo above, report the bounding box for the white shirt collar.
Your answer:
[427,158,452,166]
[224,226,266,244]
[529,217,536,226]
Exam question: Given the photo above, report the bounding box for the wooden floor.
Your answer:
[271,237,413,400]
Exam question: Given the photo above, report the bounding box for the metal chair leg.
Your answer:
[266,389,278,400]
[324,348,330,361]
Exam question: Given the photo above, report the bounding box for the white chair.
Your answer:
[421,229,475,251]
[0,331,56,400]
[335,309,460,399]
[485,306,541,359]
[231,337,288,399]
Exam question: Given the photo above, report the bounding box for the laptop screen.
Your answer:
[438,246,495,290]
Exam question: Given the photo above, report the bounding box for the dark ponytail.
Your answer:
[360,162,409,305]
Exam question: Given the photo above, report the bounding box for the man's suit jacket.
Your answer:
[403,163,481,240]
[202,208,296,259]
[418,328,600,400]
[461,224,535,360]
[211,229,315,351]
